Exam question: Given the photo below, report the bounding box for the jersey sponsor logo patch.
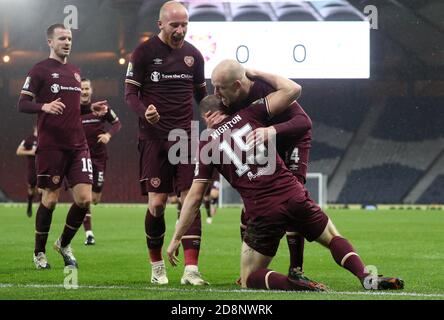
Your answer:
[23,76,31,90]
[51,84,61,93]
[151,71,161,82]
[74,72,81,83]
[184,56,194,67]
[52,176,61,185]
[126,62,134,77]
[150,178,161,188]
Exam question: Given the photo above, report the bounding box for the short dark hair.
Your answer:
[81,78,91,83]
[46,23,68,38]
[199,95,225,115]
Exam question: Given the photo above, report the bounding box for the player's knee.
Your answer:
[317,219,341,247]
[42,199,57,210]
[326,220,341,239]
[75,194,91,208]
[41,192,58,209]
[149,203,166,217]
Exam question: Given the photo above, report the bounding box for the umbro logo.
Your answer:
[51,73,59,79]
[153,58,163,65]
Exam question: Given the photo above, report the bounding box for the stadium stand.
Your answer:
[371,97,444,141]
[338,164,423,204]
[188,3,227,21]
[1,0,442,205]
[0,189,10,202]
[272,2,321,21]
[185,1,365,22]
[417,175,444,204]
[333,96,444,204]
[231,3,273,21]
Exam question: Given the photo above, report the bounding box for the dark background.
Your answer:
[0,0,443,204]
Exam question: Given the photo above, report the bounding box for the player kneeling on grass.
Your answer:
[167,68,404,291]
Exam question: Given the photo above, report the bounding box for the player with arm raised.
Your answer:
[124,1,208,285]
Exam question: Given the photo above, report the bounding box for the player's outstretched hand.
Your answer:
[91,100,108,116]
[145,104,160,124]
[41,98,65,115]
[97,133,111,144]
[167,239,181,267]
[246,126,276,148]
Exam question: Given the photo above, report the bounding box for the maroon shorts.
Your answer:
[36,148,93,190]
[243,190,328,257]
[27,157,37,188]
[91,156,106,193]
[138,139,194,195]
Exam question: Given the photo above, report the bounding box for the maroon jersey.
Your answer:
[81,103,119,159]
[125,36,206,140]
[195,99,306,214]
[20,58,86,150]
[22,134,38,176]
[229,78,312,181]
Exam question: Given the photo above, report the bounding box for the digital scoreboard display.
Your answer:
[186,21,370,79]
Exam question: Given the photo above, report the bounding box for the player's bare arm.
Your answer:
[167,181,209,266]
[246,69,301,117]
[246,71,301,146]
[41,98,65,115]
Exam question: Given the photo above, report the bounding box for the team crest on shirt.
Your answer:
[150,178,161,188]
[52,176,61,185]
[184,56,194,67]
[74,72,81,83]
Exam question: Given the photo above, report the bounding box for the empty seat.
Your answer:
[278,8,319,21]
[319,7,364,21]
[417,175,444,204]
[189,3,226,21]
[231,3,272,21]
[272,2,320,21]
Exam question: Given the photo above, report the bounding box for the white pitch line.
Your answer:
[1,283,443,298]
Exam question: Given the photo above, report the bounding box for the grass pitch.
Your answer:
[0,203,443,300]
